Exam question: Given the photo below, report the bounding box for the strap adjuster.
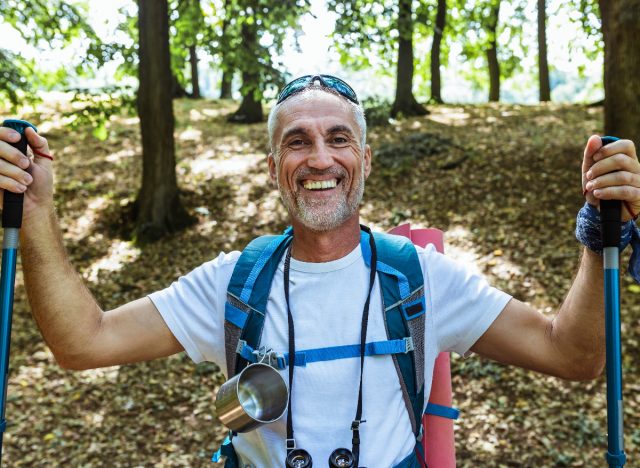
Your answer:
[404,337,414,353]
[286,438,296,450]
[236,339,247,354]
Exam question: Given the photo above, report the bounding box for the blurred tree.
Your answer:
[430,0,447,103]
[538,0,550,101]
[599,0,640,145]
[171,0,206,98]
[136,0,194,240]
[0,0,110,107]
[393,0,429,116]
[218,0,234,99]
[329,0,427,117]
[224,0,311,123]
[454,0,526,102]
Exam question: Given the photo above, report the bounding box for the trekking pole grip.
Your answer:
[0,120,38,230]
[600,136,621,249]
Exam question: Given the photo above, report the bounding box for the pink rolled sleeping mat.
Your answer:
[389,223,456,468]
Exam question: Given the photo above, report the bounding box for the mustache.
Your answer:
[294,166,347,180]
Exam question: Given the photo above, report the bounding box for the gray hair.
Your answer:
[267,86,367,159]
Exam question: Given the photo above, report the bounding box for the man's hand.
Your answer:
[582,135,640,221]
[0,126,54,220]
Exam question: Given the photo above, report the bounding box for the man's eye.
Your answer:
[289,139,305,146]
[333,136,348,144]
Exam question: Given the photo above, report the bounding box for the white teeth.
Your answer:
[303,179,337,190]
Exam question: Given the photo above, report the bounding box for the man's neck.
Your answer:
[290,215,362,262]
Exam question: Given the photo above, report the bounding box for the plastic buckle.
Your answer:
[404,337,415,353]
[236,339,247,354]
[286,438,296,450]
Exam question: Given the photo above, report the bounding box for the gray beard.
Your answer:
[278,166,365,232]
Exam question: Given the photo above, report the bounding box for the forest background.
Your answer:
[1,0,639,465]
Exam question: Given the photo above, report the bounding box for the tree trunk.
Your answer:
[391,0,428,117]
[538,0,550,101]
[189,44,200,99]
[229,18,263,123]
[220,70,233,99]
[136,0,193,241]
[599,0,640,145]
[486,2,501,102]
[219,0,233,99]
[430,0,447,104]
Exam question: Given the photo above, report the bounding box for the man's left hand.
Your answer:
[582,135,640,221]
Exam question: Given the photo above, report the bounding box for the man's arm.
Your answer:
[472,136,639,380]
[0,127,182,370]
[472,248,604,380]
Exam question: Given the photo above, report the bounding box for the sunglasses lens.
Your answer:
[321,76,358,103]
[277,75,358,104]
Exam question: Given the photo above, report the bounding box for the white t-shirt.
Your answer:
[149,242,511,467]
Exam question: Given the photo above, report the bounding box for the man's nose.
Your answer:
[307,141,334,169]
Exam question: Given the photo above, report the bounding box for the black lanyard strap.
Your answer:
[283,227,377,465]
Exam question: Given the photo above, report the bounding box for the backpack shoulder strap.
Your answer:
[373,232,426,437]
[224,231,293,377]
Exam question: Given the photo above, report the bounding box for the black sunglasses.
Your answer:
[276,74,359,105]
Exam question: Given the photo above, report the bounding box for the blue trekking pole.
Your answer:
[0,119,37,461]
[600,136,626,467]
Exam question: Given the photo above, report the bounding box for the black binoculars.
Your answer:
[285,447,356,467]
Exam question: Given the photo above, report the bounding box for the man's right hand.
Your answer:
[0,125,54,220]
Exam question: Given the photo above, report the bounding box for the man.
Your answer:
[0,75,638,466]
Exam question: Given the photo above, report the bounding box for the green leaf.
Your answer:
[92,122,108,141]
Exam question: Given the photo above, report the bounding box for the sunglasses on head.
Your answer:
[276,74,359,105]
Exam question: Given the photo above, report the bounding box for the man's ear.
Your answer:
[268,153,277,183]
[363,144,372,179]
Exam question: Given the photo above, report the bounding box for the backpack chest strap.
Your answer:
[236,337,415,369]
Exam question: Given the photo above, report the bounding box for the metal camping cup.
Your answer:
[215,362,289,432]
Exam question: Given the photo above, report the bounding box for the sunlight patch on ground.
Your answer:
[201,108,227,118]
[84,241,140,283]
[65,196,109,241]
[427,108,472,126]
[106,147,136,163]
[178,127,202,141]
[190,152,263,176]
[77,366,120,384]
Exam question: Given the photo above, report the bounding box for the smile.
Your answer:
[301,178,339,190]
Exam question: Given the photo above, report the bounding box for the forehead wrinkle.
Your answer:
[281,126,309,144]
[327,125,356,138]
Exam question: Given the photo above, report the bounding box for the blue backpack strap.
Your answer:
[425,402,460,420]
[373,231,426,437]
[224,231,293,377]
[212,431,239,466]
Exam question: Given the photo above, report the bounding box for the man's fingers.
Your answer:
[0,140,31,169]
[585,171,640,192]
[592,185,640,201]
[593,138,637,163]
[0,174,27,194]
[24,127,48,152]
[0,127,22,144]
[582,135,603,174]
[586,153,640,180]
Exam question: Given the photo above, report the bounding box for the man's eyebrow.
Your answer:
[327,125,355,137]
[281,127,308,143]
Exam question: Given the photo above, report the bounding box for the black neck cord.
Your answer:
[283,227,377,466]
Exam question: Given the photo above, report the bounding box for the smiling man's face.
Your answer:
[268,90,371,232]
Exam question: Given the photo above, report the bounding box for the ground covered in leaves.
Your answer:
[2,97,639,466]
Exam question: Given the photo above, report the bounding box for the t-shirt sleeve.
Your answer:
[148,251,240,365]
[419,244,512,356]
